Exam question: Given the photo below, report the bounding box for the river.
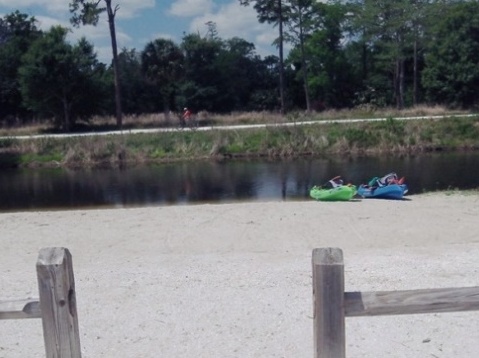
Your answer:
[0,152,478,212]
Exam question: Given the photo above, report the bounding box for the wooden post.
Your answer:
[36,247,81,358]
[312,248,346,358]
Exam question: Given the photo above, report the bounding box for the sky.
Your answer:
[0,0,279,64]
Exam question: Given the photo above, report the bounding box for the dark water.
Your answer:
[1,152,479,212]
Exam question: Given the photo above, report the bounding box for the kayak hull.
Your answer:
[310,185,357,201]
[357,184,408,200]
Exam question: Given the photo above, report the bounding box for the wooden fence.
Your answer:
[3,246,479,358]
[0,247,81,358]
[312,247,479,358]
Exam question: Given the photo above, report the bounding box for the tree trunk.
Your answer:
[299,12,311,112]
[163,92,171,121]
[278,0,285,115]
[413,38,418,106]
[62,92,70,133]
[395,57,405,110]
[105,0,123,129]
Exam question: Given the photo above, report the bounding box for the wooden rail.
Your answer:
[312,247,479,358]
[0,299,41,320]
[0,247,82,358]
[4,246,478,358]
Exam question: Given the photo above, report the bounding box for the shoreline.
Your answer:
[1,192,478,357]
[1,115,479,169]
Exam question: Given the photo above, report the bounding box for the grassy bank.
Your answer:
[1,110,478,168]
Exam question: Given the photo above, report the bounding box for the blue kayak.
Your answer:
[357,183,408,200]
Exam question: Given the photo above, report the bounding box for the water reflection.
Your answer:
[1,152,478,212]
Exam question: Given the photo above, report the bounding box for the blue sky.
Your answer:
[0,0,278,64]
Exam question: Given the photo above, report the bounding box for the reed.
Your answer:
[0,110,478,168]
[0,106,465,136]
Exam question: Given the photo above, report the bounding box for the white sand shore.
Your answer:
[1,192,479,357]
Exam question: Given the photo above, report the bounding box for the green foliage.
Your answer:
[377,117,406,136]
[69,0,104,27]
[69,0,123,129]
[292,1,358,109]
[239,0,286,113]
[325,123,343,143]
[422,1,479,108]
[2,116,479,167]
[4,2,479,120]
[343,127,379,148]
[246,130,268,151]
[0,11,41,121]
[141,39,184,112]
[419,128,434,142]
[0,138,16,148]
[20,152,63,164]
[117,49,152,114]
[173,31,279,113]
[18,26,106,131]
[179,33,222,112]
[438,118,479,141]
[224,142,244,154]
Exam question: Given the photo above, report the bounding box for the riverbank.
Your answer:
[1,191,478,357]
[1,114,479,168]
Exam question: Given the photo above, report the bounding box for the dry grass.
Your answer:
[0,106,469,137]
[0,121,50,136]
[1,110,478,168]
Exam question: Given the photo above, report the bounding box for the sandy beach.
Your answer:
[1,192,479,357]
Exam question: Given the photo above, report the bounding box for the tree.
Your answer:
[0,11,41,122]
[361,0,413,109]
[346,0,434,109]
[179,33,223,111]
[70,0,123,128]
[141,39,184,117]
[291,2,355,109]
[178,26,279,113]
[422,1,479,108]
[283,0,315,112]
[409,0,430,106]
[19,26,105,131]
[248,55,283,110]
[117,48,154,114]
[240,0,289,114]
[216,37,263,111]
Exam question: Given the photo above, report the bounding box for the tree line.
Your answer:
[1,0,479,132]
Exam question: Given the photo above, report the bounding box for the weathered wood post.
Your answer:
[36,247,81,358]
[312,248,346,358]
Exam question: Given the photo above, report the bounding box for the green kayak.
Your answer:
[309,185,357,201]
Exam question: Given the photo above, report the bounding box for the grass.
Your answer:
[0,105,467,136]
[0,107,478,168]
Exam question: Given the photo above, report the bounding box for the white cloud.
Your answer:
[188,1,278,56]
[0,0,66,13]
[1,0,281,63]
[134,32,183,54]
[0,0,154,18]
[148,32,175,43]
[94,46,114,64]
[72,22,132,63]
[113,0,155,19]
[34,15,67,30]
[256,31,278,48]
[33,14,131,64]
[168,0,215,17]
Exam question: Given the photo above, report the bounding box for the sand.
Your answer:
[1,192,478,357]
